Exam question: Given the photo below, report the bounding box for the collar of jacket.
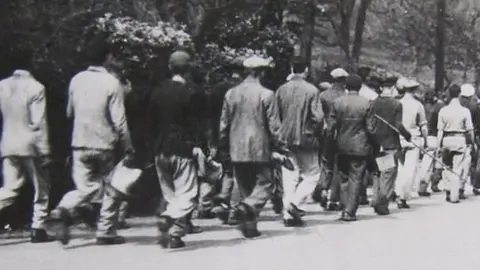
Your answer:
[449,98,462,107]
[172,75,186,84]
[289,74,306,81]
[87,66,109,73]
[13,69,31,77]
[243,75,261,84]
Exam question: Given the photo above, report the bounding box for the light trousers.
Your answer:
[155,153,198,237]
[57,149,119,238]
[395,139,422,200]
[281,149,320,219]
[0,156,49,229]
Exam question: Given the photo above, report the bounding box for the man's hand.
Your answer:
[208,147,218,160]
[123,148,136,168]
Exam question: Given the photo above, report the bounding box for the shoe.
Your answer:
[319,196,328,208]
[271,197,284,215]
[196,210,216,219]
[326,201,339,211]
[459,189,467,200]
[50,207,71,245]
[373,206,390,216]
[186,220,203,234]
[445,191,451,202]
[286,203,304,220]
[397,200,410,209]
[431,185,441,193]
[359,197,370,206]
[473,188,480,196]
[169,237,186,249]
[117,221,130,230]
[390,192,398,202]
[30,229,54,243]
[283,218,305,227]
[418,191,431,197]
[157,215,173,248]
[226,211,239,226]
[339,212,357,222]
[240,228,262,239]
[235,203,256,222]
[96,236,126,245]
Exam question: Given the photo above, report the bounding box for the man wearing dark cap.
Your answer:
[317,68,349,211]
[51,35,134,245]
[327,74,376,221]
[275,58,324,227]
[145,50,207,249]
[219,55,289,238]
[370,74,412,215]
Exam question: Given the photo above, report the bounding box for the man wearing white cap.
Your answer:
[459,84,479,197]
[219,55,289,238]
[395,78,428,209]
[437,85,476,203]
[317,67,349,211]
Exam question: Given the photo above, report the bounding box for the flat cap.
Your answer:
[318,82,332,91]
[330,68,349,79]
[169,50,192,68]
[346,75,363,91]
[243,55,274,69]
[396,77,419,90]
[461,84,475,97]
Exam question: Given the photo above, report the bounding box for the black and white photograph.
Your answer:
[1,1,480,269]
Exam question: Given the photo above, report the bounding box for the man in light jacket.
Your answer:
[0,53,53,243]
[275,58,324,227]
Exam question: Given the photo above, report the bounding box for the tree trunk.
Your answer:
[300,0,316,78]
[434,0,446,93]
[351,0,371,71]
[338,0,356,68]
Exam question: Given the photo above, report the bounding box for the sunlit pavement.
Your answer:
[2,188,480,270]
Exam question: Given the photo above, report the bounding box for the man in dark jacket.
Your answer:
[370,75,412,215]
[219,55,289,238]
[327,75,376,221]
[318,68,348,211]
[146,50,207,249]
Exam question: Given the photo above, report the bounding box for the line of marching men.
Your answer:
[0,35,478,250]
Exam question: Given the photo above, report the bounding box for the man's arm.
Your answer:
[28,85,47,131]
[310,90,325,136]
[264,92,288,154]
[464,110,476,149]
[395,103,412,141]
[218,97,232,162]
[436,110,446,150]
[109,83,133,154]
[66,80,74,118]
[418,104,429,147]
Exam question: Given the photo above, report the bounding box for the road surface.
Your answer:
[1,190,480,270]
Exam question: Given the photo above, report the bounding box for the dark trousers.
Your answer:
[232,162,274,219]
[337,155,368,216]
[372,150,398,210]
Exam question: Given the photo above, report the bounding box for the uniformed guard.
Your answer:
[219,55,289,238]
[395,78,428,209]
[437,85,476,203]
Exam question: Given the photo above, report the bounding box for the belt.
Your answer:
[443,131,465,137]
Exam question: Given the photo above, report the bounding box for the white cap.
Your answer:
[461,84,475,97]
[330,68,349,79]
[396,77,419,89]
[243,56,274,69]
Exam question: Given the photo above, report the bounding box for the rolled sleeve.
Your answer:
[417,104,427,127]
[437,110,446,131]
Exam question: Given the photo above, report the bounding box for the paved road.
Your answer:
[2,190,480,270]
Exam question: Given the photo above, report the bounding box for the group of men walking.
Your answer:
[0,35,478,250]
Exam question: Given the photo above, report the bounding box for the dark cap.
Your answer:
[346,75,363,91]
